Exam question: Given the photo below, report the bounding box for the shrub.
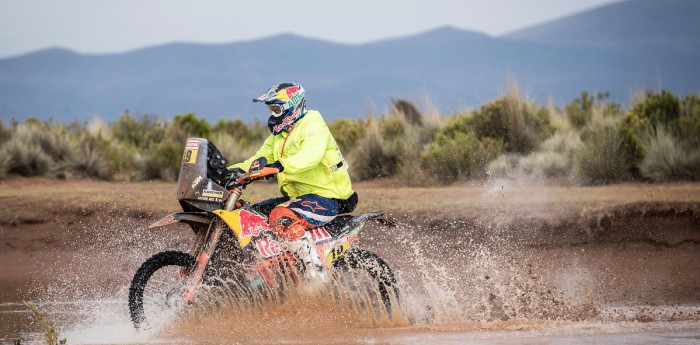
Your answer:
[349,118,393,180]
[573,110,630,184]
[520,151,571,178]
[2,121,54,176]
[133,140,182,181]
[421,113,503,183]
[2,139,52,176]
[564,91,618,129]
[213,118,267,149]
[210,132,261,165]
[111,111,166,148]
[469,88,552,154]
[392,98,423,126]
[620,90,682,174]
[347,100,442,183]
[0,148,12,179]
[174,113,211,139]
[0,121,10,144]
[75,133,112,179]
[638,126,700,181]
[421,130,500,183]
[328,118,364,154]
[679,94,700,147]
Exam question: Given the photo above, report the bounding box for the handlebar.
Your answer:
[224,166,280,211]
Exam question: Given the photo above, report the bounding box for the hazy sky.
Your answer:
[0,0,624,58]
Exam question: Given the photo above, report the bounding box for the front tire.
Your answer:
[333,248,400,318]
[128,251,195,329]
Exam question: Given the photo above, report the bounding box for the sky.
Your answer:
[0,0,624,59]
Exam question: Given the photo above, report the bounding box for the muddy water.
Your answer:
[1,202,699,344]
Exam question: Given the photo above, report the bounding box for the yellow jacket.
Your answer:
[230,110,354,200]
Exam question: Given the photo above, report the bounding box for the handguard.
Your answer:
[236,166,280,185]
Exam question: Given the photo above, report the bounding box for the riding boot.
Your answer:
[287,232,327,284]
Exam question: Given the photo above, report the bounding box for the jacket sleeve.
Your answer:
[279,122,328,175]
[227,134,275,171]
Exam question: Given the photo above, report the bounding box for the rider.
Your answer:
[226,82,357,281]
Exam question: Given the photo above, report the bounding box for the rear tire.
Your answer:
[333,248,400,317]
[128,251,195,329]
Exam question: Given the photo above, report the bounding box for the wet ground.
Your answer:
[1,179,699,344]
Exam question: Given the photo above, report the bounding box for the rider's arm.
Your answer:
[278,122,329,175]
[227,134,275,171]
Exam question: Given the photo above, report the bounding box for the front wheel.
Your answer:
[332,248,400,318]
[128,251,195,329]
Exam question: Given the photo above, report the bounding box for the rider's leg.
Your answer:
[269,195,340,281]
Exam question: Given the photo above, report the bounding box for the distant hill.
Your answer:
[505,0,700,50]
[0,0,698,124]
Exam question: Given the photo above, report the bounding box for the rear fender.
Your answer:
[148,212,211,229]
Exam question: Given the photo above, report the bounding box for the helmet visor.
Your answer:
[267,103,287,117]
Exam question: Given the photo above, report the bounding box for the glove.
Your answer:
[225,167,246,180]
[265,161,284,173]
[224,167,246,188]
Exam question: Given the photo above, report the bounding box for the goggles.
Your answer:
[267,103,288,118]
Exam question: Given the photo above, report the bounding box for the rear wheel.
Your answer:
[128,251,195,329]
[332,248,400,318]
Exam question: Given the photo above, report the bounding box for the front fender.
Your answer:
[148,212,211,229]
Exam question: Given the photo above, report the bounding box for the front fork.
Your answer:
[182,219,224,302]
[182,187,242,302]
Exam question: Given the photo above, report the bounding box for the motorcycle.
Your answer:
[128,138,399,329]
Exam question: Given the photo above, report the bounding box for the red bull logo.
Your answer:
[238,209,268,238]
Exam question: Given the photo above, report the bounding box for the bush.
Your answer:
[564,91,618,129]
[111,111,166,148]
[574,111,630,184]
[638,126,700,181]
[213,118,267,149]
[210,132,261,165]
[421,112,503,183]
[679,94,700,147]
[0,148,12,180]
[0,121,10,144]
[422,130,501,183]
[349,118,393,180]
[347,100,442,183]
[75,133,112,179]
[621,90,683,175]
[2,121,55,176]
[133,140,182,182]
[469,89,552,154]
[174,113,211,139]
[328,118,364,154]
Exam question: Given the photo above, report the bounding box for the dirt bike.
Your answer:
[128,138,399,329]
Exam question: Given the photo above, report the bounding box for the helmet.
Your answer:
[253,83,308,134]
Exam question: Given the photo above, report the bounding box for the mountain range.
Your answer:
[1,0,698,123]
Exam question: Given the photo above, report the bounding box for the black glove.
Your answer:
[224,167,246,188]
[265,161,284,173]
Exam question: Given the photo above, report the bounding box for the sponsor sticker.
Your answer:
[202,189,223,198]
[238,209,268,238]
[309,227,331,243]
[186,140,201,149]
[183,149,198,164]
[256,237,283,258]
[191,175,203,189]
